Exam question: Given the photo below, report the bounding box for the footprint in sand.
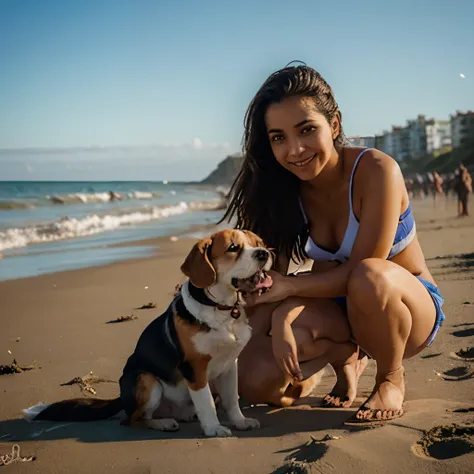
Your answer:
[271,436,331,474]
[435,366,474,381]
[451,328,474,338]
[412,424,474,461]
[450,347,474,362]
[450,407,474,413]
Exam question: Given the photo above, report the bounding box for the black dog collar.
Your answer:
[187,282,241,319]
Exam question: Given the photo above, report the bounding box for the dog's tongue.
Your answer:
[254,273,273,290]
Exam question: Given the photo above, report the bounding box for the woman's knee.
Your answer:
[347,258,396,313]
[296,335,334,361]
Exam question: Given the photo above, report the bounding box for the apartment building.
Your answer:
[451,111,474,148]
[348,136,376,148]
[375,115,453,161]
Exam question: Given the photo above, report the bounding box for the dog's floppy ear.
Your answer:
[180,238,216,288]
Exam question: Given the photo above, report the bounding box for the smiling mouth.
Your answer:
[291,154,316,168]
[231,270,273,296]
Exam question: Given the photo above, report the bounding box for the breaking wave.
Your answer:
[47,191,163,205]
[0,191,165,210]
[0,200,223,251]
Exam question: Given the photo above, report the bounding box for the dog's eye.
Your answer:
[227,243,239,253]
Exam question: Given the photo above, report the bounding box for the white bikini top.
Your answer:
[299,149,416,263]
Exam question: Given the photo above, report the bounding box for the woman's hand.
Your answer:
[244,270,293,306]
[271,317,303,382]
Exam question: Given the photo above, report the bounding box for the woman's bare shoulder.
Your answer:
[355,148,403,181]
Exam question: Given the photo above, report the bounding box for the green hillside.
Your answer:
[200,153,244,185]
[401,140,474,176]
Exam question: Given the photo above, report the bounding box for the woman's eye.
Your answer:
[227,243,239,253]
[302,126,316,134]
[271,134,284,142]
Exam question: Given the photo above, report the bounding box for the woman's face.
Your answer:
[265,95,339,181]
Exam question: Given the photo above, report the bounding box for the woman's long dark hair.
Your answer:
[220,64,346,265]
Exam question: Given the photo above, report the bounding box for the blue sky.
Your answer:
[1,0,473,181]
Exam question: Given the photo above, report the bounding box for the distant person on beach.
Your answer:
[442,172,454,199]
[414,173,425,199]
[431,170,444,206]
[455,164,472,217]
[222,64,445,424]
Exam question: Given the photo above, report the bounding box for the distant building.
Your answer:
[374,128,401,161]
[407,115,427,160]
[374,134,386,153]
[450,111,474,148]
[385,129,398,158]
[396,126,411,161]
[426,119,452,155]
[347,136,376,148]
[375,115,453,162]
[378,126,410,162]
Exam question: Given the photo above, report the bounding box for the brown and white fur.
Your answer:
[24,229,272,438]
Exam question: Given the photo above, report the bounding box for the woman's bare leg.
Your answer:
[346,258,437,421]
[238,297,359,407]
[281,299,367,408]
[321,346,369,408]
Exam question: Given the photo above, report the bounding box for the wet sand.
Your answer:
[0,197,473,473]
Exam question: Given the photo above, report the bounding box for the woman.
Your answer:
[221,64,445,424]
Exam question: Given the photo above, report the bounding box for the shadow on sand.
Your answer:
[0,400,367,445]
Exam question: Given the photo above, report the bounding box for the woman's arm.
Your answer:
[249,151,407,303]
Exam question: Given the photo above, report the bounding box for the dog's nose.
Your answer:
[253,249,268,262]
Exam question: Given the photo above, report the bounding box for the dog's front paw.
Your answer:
[233,417,260,431]
[203,424,233,438]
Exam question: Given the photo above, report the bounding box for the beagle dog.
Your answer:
[24,229,273,438]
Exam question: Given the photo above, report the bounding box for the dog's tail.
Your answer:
[24,397,123,422]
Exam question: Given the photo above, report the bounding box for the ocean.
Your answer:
[0,181,228,281]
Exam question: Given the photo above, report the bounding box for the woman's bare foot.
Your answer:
[348,366,405,423]
[322,354,368,408]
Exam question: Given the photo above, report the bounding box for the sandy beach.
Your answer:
[0,198,473,474]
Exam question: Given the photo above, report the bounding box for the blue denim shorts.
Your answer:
[334,276,445,346]
[416,276,445,345]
